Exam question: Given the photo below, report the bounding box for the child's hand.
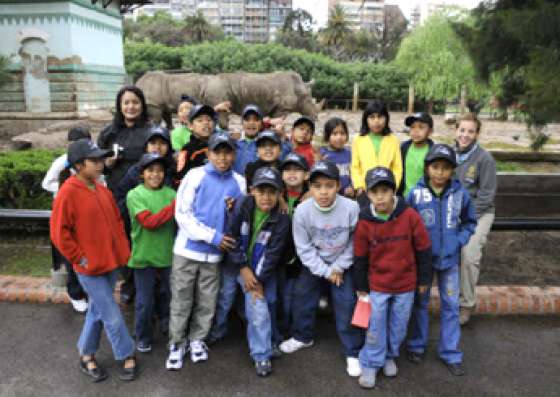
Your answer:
[356,290,368,298]
[418,285,429,294]
[214,101,232,113]
[229,129,242,141]
[343,186,355,198]
[218,235,236,251]
[250,283,264,301]
[240,266,259,291]
[225,197,235,211]
[328,271,343,286]
[105,157,117,169]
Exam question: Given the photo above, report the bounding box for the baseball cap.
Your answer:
[425,144,457,167]
[208,131,236,151]
[188,104,216,122]
[139,152,167,171]
[309,160,339,181]
[255,130,281,146]
[68,139,113,165]
[67,126,91,142]
[405,112,434,129]
[144,126,170,146]
[251,167,283,190]
[293,116,315,132]
[241,104,263,120]
[280,152,309,172]
[366,167,396,191]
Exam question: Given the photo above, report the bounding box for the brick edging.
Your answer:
[1,275,559,314]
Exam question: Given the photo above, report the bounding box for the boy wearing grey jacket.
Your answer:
[279,161,364,378]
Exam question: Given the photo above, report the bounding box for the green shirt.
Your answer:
[127,184,176,268]
[287,196,298,217]
[404,143,430,197]
[247,207,269,265]
[376,212,390,221]
[368,133,383,156]
[171,125,192,151]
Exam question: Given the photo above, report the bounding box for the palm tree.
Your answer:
[321,5,351,47]
[184,10,213,43]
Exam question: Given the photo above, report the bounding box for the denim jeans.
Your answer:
[359,290,414,369]
[239,275,278,361]
[290,267,364,357]
[76,269,134,360]
[133,267,171,345]
[407,265,463,364]
[209,264,239,341]
[278,273,296,339]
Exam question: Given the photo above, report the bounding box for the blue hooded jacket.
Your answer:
[406,177,477,270]
[225,195,290,283]
[233,138,292,175]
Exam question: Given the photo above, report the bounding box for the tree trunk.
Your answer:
[408,84,415,113]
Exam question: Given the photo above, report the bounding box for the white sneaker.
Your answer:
[383,359,398,377]
[190,340,208,363]
[69,298,88,313]
[279,337,314,354]
[346,357,362,377]
[166,344,186,370]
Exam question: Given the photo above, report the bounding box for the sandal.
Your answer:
[119,355,138,381]
[79,355,108,382]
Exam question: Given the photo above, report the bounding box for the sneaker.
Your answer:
[136,342,152,353]
[346,357,361,377]
[190,340,208,363]
[383,359,397,377]
[255,359,272,377]
[279,337,314,354]
[459,307,472,326]
[165,344,186,370]
[271,344,282,359]
[407,350,423,364]
[358,367,377,389]
[445,362,465,376]
[70,298,88,313]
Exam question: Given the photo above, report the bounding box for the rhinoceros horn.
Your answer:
[316,98,325,111]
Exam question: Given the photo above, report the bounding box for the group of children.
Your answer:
[49,97,481,387]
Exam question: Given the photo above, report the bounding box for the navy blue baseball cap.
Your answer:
[68,139,113,165]
[144,126,170,146]
[251,167,283,190]
[242,104,263,120]
[139,152,167,171]
[309,160,339,181]
[366,167,396,191]
[208,131,236,151]
[293,116,315,132]
[280,152,309,172]
[425,144,457,167]
[255,130,281,146]
[188,104,216,122]
[405,112,434,129]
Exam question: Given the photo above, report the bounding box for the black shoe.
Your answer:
[271,344,282,360]
[255,359,272,377]
[119,356,138,381]
[407,351,423,364]
[79,356,108,383]
[445,362,465,376]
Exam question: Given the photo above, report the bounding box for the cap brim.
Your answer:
[210,141,236,151]
[141,157,168,170]
[86,148,113,159]
[367,180,396,191]
[189,106,216,121]
[293,117,315,131]
[251,180,282,190]
[309,170,337,181]
[281,160,308,171]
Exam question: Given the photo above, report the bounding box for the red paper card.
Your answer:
[351,298,371,329]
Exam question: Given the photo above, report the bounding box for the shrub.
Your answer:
[0,149,63,209]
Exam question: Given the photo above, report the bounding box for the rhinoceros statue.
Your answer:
[135,71,323,128]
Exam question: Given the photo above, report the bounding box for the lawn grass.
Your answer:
[0,244,51,277]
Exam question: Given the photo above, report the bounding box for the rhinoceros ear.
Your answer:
[304,79,315,89]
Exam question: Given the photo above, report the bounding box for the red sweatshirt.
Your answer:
[50,175,130,276]
[294,143,315,168]
[353,197,432,293]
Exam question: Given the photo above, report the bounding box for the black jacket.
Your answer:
[97,121,153,191]
[282,187,308,278]
[176,134,209,181]
[397,138,434,196]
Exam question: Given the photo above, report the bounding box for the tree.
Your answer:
[124,11,188,46]
[282,9,314,35]
[320,5,351,47]
[393,11,487,111]
[453,0,560,131]
[183,10,224,43]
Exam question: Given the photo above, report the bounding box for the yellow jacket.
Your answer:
[351,133,403,190]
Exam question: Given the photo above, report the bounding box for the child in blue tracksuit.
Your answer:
[224,167,290,376]
[406,144,477,376]
[233,104,291,175]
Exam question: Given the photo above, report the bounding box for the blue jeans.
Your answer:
[239,275,278,361]
[407,265,463,364]
[290,267,364,357]
[359,290,414,369]
[209,264,239,341]
[76,269,134,360]
[133,267,171,345]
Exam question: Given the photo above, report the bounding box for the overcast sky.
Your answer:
[292,0,483,28]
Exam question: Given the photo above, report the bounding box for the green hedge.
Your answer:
[125,40,409,103]
[0,149,63,209]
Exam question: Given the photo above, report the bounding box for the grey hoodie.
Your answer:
[292,195,359,278]
[455,144,497,218]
